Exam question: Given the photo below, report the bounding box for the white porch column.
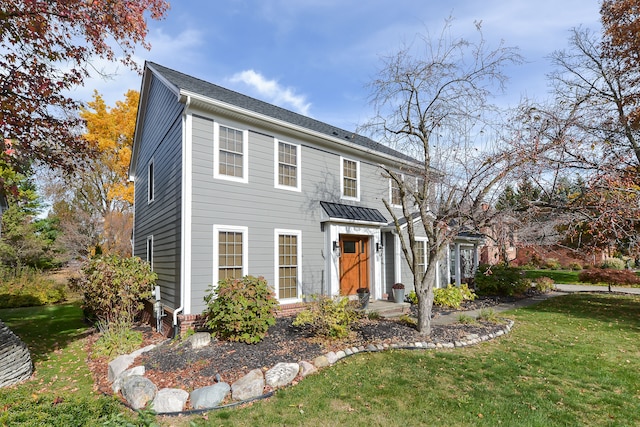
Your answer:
[454,242,461,287]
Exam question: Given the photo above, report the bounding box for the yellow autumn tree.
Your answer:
[53,90,140,256]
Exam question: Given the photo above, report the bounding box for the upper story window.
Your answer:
[214,123,248,183]
[341,157,359,200]
[147,158,155,204]
[390,174,403,207]
[275,139,301,191]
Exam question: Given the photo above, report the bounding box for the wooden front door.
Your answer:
[339,235,370,295]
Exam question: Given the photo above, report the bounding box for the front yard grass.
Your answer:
[2,293,639,426]
[524,269,583,284]
[185,293,640,426]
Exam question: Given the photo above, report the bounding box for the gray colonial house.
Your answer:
[129,62,481,335]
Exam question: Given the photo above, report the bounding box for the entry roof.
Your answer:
[320,201,388,224]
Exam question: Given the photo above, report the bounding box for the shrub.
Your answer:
[457,314,476,324]
[406,290,418,305]
[578,268,640,291]
[477,308,499,323]
[475,264,528,296]
[534,276,555,293]
[568,262,583,271]
[72,255,155,325]
[0,266,66,308]
[203,275,278,344]
[293,295,361,339]
[599,258,626,270]
[92,320,143,359]
[398,314,417,327]
[433,284,477,309]
[543,258,561,270]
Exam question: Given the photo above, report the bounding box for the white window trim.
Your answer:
[213,122,249,183]
[274,139,302,192]
[146,235,154,270]
[274,229,302,302]
[340,156,360,201]
[213,225,248,284]
[147,157,155,204]
[389,173,404,208]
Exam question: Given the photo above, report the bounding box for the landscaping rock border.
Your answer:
[107,319,515,415]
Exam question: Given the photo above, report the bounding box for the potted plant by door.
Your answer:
[356,287,370,309]
[392,283,405,303]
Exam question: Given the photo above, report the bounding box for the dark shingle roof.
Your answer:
[320,201,387,224]
[147,62,416,163]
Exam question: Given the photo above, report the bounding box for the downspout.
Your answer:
[173,95,191,337]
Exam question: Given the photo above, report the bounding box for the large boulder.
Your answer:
[231,369,264,401]
[121,375,157,410]
[190,383,231,409]
[0,320,33,388]
[152,388,189,414]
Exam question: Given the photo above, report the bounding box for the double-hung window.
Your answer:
[214,225,248,281]
[214,123,248,183]
[275,139,301,191]
[341,157,359,200]
[390,174,403,207]
[275,229,301,300]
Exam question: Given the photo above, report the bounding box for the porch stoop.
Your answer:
[364,300,411,318]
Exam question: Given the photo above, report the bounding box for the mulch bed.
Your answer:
[88,296,524,395]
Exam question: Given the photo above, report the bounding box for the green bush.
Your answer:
[203,275,279,344]
[568,262,583,271]
[534,276,555,293]
[72,255,156,325]
[92,319,143,359]
[406,290,418,305]
[433,284,477,309]
[0,266,66,308]
[543,258,561,270]
[475,264,529,296]
[477,308,499,323]
[599,258,626,270]
[293,295,362,339]
[457,314,476,324]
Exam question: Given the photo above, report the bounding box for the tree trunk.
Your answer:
[415,266,437,335]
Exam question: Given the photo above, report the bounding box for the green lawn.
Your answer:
[0,304,131,426]
[3,294,640,426]
[524,269,583,284]
[181,293,640,427]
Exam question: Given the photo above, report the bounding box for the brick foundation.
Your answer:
[142,300,310,338]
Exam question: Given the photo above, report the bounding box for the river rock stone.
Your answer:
[152,388,189,414]
[112,365,146,393]
[121,375,157,410]
[108,354,135,383]
[190,383,230,409]
[185,332,211,350]
[313,355,329,368]
[265,362,299,388]
[298,361,317,377]
[231,369,264,401]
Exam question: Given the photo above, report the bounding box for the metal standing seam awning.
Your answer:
[319,201,388,224]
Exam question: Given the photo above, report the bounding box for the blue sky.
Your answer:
[76,0,602,132]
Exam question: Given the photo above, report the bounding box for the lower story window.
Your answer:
[416,239,427,279]
[276,230,301,299]
[216,226,247,281]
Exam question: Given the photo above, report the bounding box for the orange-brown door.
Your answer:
[339,235,370,295]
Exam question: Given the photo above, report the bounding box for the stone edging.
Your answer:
[108,319,515,415]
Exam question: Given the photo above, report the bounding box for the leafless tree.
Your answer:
[361,19,526,334]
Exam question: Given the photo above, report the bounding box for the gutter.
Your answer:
[173,95,191,336]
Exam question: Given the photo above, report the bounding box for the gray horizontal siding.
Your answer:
[133,76,183,309]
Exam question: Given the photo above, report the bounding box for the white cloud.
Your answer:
[229,70,312,116]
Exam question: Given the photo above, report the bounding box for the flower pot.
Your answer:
[357,289,370,309]
[393,288,405,303]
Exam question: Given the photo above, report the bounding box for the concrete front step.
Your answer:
[363,300,411,318]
